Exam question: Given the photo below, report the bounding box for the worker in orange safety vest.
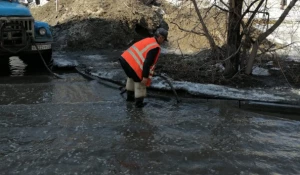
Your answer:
[119,28,168,108]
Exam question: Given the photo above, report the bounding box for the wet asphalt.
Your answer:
[0,56,300,175]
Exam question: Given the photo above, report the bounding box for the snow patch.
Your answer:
[287,56,300,63]
[93,70,119,79]
[150,77,291,102]
[81,55,106,60]
[164,0,218,8]
[160,47,196,55]
[53,59,78,68]
[165,0,185,7]
[266,61,274,66]
[252,67,270,76]
[53,53,78,67]
[270,67,281,71]
[292,89,300,95]
[28,0,49,7]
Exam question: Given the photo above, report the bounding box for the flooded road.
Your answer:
[0,57,300,175]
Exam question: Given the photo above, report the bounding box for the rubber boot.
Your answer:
[126,90,135,102]
[135,98,147,108]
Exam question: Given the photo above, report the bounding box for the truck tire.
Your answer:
[0,56,11,76]
[20,49,53,70]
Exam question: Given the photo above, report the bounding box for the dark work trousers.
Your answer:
[119,57,141,82]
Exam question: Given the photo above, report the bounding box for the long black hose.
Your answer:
[155,73,181,103]
[32,39,63,79]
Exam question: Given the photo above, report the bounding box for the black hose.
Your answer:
[75,67,123,88]
[118,73,181,103]
[155,73,181,103]
[32,39,63,79]
[75,67,181,103]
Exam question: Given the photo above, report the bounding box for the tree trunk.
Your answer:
[224,0,243,77]
[246,41,259,74]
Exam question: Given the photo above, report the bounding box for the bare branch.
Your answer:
[170,21,205,35]
[190,0,217,49]
[257,42,298,56]
[244,0,266,29]
[213,4,229,12]
[240,0,260,19]
[246,0,299,74]
[257,0,298,43]
[220,0,230,9]
[197,43,243,70]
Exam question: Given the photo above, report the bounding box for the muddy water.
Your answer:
[0,58,300,175]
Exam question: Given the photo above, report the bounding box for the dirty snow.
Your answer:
[53,53,78,67]
[88,67,299,104]
[151,77,288,102]
[27,0,49,7]
[160,47,195,55]
[80,55,106,61]
[252,66,270,76]
[54,54,298,104]
[165,0,220,8]
[53,58,78,67]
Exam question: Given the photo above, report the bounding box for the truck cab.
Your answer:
[0,0,53,69]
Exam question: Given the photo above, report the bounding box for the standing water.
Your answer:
[0,56,49,77]
[9,57,26,76]
[0,55,299,174]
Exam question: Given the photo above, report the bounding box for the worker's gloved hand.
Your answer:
[141,77,148,85]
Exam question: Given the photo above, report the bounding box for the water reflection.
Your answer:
[123,103,156,151]
[0,56,48,77]
[10,56,26,76]
[112,104,157,173]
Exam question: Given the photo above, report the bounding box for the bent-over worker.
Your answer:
[119,28,168,108]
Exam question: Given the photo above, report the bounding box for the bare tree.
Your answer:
[245,0,299,74]
[191,0,217,50]
[189,0,299,76]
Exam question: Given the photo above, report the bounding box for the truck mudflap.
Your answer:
[0,22,30,54]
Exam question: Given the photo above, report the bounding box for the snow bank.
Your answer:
[150,76,298,103]
[53,53,78,67]
[53,52,300,104]
[252,67,270,76]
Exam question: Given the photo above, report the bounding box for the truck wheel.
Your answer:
[0,56,11,76]
[20,50,53,70]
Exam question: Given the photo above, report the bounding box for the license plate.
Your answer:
[32,44,51,51]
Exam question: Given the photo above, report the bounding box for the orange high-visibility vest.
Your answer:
[121,37,161,86]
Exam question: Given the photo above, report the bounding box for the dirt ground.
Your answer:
[156,53,300,88]
[30,0,300,89]
[31,0,163,50]
[30,0,219,52]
